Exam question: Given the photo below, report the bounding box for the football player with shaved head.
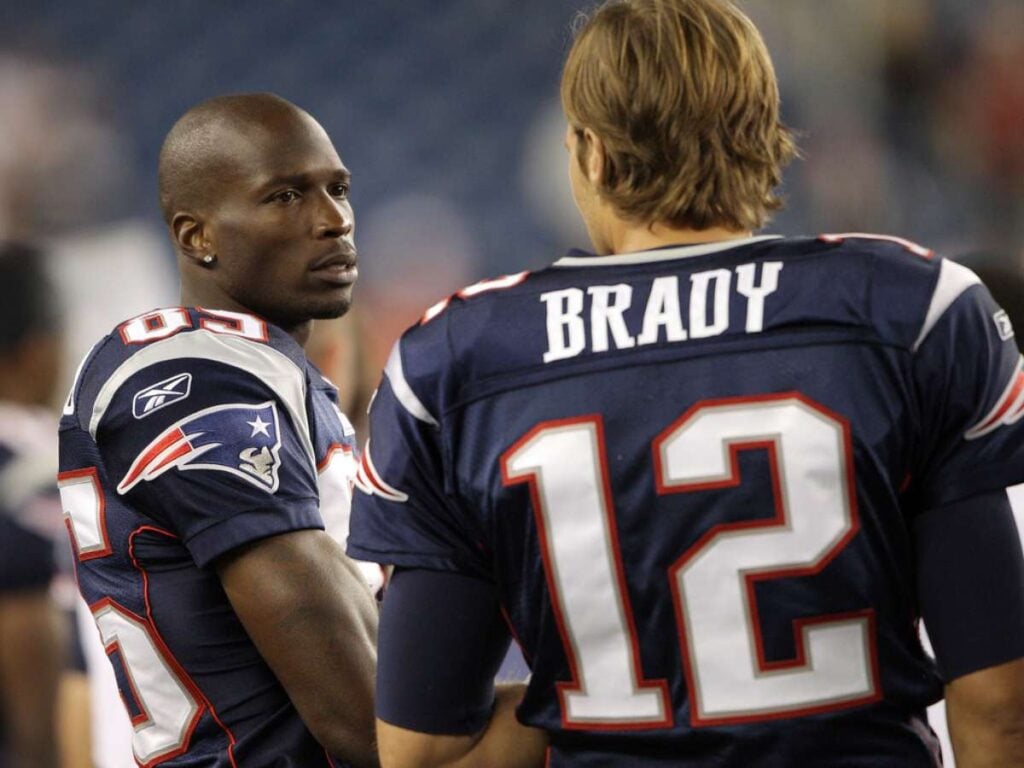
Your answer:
[349,1,1024,766]
[59,93,379,766]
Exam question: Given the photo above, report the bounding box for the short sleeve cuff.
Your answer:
[186,497,323,568]
[346,540,467,574]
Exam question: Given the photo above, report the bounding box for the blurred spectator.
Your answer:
[0,54,177,397]
[0,55,173,767]
[0,242,65,768]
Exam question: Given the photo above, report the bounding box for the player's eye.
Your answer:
[271,189,301,204]
[329,182,350,199]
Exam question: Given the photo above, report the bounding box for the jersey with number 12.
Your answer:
[350,235,1024,767]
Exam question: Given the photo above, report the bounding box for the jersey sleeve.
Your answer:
[348,334,488,577]
[912,259,1024,507]
[96,354,324,568]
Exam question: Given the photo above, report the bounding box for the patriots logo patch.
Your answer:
[133,373,192,419]
[118,402,283,494]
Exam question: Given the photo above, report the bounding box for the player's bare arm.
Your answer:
[377,685,547,768]
[945,658,1024,767]
[218,529,379,767]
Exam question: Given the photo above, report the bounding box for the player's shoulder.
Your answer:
[63,307,308,436]
[813,232,984,350]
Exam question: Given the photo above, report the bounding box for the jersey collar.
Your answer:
[553,235,783,268]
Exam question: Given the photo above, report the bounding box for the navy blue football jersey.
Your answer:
[59,307,376,767]
[350,235,1024,767]
[0,405,61,596]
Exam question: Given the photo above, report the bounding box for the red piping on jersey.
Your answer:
[655,392,882,727]
[59,467,113,561]
[317,442,353,472]
[502,415,672,732]
[196,307,270,342]
[818,233,934,260]
[420,271,531,325]
[102,638,149,727]
[128,526,239,767]
[119,308,191,346]
[968,368,1024,437]
[87,595,207,767]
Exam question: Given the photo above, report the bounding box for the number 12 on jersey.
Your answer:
[501,393,881,730]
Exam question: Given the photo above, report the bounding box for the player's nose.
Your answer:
[314,193,353,239]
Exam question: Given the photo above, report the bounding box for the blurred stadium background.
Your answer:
[0,0,1021,381]
[0,1,1020,765]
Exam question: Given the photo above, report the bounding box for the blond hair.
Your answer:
[561,0,796,231]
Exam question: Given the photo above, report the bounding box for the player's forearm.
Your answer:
[451,684,547,768]
[219,531,380,767]
[378,685,547,768]
[946,658,1024,768]
[948,719,1024,768]
[292,585,379,768]
[262,556,380,767]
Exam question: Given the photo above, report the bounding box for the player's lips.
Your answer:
[310,248,358,285]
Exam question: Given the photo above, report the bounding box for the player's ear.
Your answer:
[171,212,214,266]
[581,127,606,187]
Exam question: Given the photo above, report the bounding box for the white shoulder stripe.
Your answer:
[89,331,314,464]
[384,341,439,426]
[912,260,982,352]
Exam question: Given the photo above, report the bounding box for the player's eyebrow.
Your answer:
[257,168,351,193]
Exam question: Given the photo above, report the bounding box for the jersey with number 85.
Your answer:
[59,307,371,767]
[350,236,1024,766]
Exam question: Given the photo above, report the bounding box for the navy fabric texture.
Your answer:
[351,236,1024,767]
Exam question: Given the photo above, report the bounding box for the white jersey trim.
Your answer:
[552,235,782,268]
[88,330,315,465]
[912,259,982,352]
[384,341,439,427]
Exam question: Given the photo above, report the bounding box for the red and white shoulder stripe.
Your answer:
[966,356,1024,441]
[354,438,409,503]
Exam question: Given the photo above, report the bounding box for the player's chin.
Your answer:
[305,289,354,320]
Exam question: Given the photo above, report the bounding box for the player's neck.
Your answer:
[179,283,313,348]
[609,222,754,255]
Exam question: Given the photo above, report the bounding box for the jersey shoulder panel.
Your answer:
[64,308,309,445]
[815,233,962,351]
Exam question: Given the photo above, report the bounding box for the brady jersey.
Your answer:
[59,307,373,767]
[349,235,1024,767]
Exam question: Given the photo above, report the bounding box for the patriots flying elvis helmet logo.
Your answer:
[118,401,283,494]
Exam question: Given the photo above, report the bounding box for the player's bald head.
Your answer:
[158,92,323,224]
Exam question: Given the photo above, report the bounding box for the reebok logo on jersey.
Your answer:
[133,373,192,419]
[118,402,283,494]
[994,310,1015,341]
